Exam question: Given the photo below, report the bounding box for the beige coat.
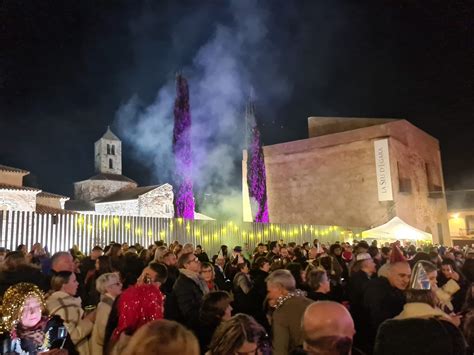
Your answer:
[394,302,453,323]
[46,291,93,355]
[90,294,114,355]
[272,294,314,355]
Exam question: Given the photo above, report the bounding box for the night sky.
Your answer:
[1,0,473,201]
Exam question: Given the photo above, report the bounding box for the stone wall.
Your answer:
[94,139,122,175]
[257,119,449,244]
[95,200,139,216]
[0,172,24,187]
[138,184,174,218]
[74,180,135,202]
[0,191,38,211]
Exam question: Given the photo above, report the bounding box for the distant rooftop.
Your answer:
[99,126,120,141]
[308,117,398,138]
[0,164,29,175]
[96,185,162,203]
[38,191,70,200]
[76,173,136,185]
[0,183,39,192]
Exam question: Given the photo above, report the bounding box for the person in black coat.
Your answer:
[249,257,271,331]
[306,268,332,301]
[160,251,180,295]
[374,317,467,355]
[347,253,377,351]
[213,255,232,292]
[164,252,209,332]
[362,261,410,354]
[197,291,233,354]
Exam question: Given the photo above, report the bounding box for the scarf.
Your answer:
[12,316,49,352]
[273,289,307,310]
[180,268,209,295]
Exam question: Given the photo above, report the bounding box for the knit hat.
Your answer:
[112,284,164,339]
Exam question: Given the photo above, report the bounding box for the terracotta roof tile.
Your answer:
[0,164,29,174]
[38,191,70,200]
[0,184,40,192]
[77,173,136,184]
[36,204,76,215]
[96,185,161,203]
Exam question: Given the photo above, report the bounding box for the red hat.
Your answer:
[342,251,353,262]
[113,284,164,339]
[389,244,406,264]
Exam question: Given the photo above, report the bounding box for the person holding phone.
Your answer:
[438,260,468,313]
[0,283,77,355]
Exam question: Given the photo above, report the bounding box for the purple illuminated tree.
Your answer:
[246,99,269,223]
[173,74,194,219]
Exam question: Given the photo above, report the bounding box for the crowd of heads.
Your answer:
[0,238,472,354]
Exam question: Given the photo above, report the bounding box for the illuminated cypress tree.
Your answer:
[173,74,194,219]
[246,98,269,223]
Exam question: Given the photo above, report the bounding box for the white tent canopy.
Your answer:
[362,217,432,242]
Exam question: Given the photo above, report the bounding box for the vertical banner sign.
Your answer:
[374,139,393,201]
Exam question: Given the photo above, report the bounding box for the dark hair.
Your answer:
[16,244,26,252]
[208,314,267,354]
[201,262,213,270]
[177,252,194,269]
[97,255,113,275]
[269,241,278,251]
[329,244,342,255]
[368,246,379,258]
[405,289,437,308]
[199,291,232,327]
[286,262,304,286]
[255,257,270,269]
[237,260,250,271]
[51,271,74,291]
[3,251,28,270]
[109,243,122,258]
[381,247,390,255]
[148,262,168,284]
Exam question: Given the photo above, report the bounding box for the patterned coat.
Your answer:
[46,291,93,355]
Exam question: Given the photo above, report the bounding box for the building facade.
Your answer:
[243,117,450,244]
[446,190,474,248]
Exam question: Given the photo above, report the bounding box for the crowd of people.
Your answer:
[0,238,473,355]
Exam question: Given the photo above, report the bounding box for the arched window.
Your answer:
[107,144,111,155]
[109,159,113,169]
[111,145,115,155]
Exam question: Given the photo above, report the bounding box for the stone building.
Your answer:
[0,164,70,213]
[74,127,138,202]
[68,127,175,218]
[243,117,450,245]
[95,184,174,218]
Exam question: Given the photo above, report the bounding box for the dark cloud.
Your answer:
[0,0,473,207]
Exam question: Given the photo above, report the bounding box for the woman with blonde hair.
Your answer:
[120,319,199,355]
[46,271,96,355]
[90,272,122,354]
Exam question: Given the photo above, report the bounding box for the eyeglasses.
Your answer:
[187,257,199,264]
[107,282,122,287]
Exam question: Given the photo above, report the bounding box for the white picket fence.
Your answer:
[0,211,364,255]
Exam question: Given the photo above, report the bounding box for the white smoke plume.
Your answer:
[115,0,292,220]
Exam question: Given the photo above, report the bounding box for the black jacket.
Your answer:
[374,317,467,355]
[213,265,231,292]
[362,276,405,354]
[161,265,180,295]
[164,273,204,331]
[0,316,78,355]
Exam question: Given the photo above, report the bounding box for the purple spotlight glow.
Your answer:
[246,100,269,223]
[173,74,195,219]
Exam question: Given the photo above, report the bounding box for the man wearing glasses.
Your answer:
[164,252,209,332]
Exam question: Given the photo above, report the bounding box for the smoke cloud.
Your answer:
[116,0,292,220]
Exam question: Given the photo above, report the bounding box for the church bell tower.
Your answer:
[94,126,122,175]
